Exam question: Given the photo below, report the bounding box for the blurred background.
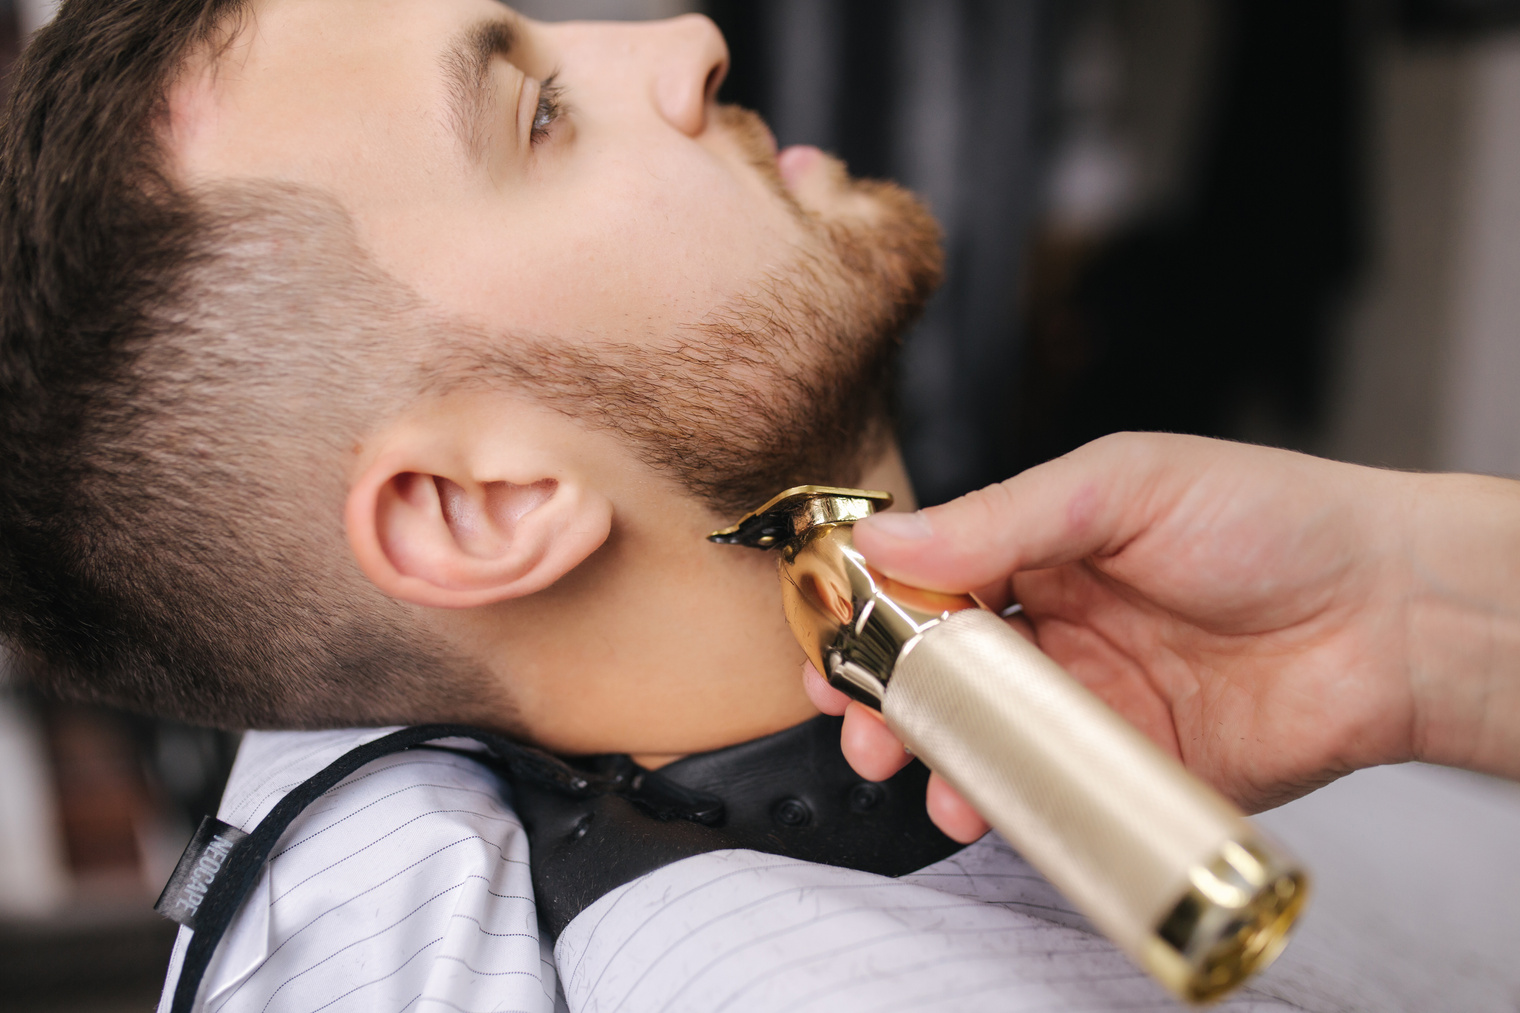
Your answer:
[700,0,1520,504]
[5,0,1520,1010]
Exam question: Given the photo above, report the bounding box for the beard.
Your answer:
[470,106,944,519]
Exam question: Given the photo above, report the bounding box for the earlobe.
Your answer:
[347,460,612,610]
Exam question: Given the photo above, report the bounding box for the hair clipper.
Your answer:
[710,486,1307,1004]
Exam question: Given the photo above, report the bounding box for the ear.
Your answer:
[346,452,612,610]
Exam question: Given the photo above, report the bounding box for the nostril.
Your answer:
[703,59,727,104]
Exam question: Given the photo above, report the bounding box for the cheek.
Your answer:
[536,149,793,333]
[371,141,802,346]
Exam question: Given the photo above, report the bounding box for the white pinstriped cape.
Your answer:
[157,727,1520,1013]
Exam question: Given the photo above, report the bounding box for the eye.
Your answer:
[530,74,563,145]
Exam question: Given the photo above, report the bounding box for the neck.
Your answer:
[442,445,917,761]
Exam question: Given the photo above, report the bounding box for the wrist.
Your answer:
[1404,471,1520,779]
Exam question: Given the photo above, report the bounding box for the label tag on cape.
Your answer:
[154,815,249,930]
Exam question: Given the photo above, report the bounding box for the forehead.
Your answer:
[168,0,508,190]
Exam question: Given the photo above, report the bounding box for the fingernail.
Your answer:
[861,510,932,540]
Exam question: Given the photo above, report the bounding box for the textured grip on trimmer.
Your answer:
[883,608,1305,1002]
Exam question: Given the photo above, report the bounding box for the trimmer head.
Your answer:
[706,485,892,550]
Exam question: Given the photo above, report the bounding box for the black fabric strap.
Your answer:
[167,723,614,1013]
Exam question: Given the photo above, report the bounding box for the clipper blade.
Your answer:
[707,485,892,550]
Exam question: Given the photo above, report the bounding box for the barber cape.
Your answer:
[157,723,1520,1013]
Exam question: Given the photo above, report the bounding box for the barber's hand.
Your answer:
[808,432,1520,843]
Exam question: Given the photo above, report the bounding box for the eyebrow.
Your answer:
[442,18,519,162]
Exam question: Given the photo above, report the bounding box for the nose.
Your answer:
[650,14,729,137]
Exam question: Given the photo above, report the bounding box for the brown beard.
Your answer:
[462,106,945,518]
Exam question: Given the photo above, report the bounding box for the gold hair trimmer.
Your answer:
[710,487,1307,1004]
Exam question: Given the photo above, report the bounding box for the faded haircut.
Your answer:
[0,0,486,728]
[0,2,943,731]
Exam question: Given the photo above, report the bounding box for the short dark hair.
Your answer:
[0,0,487,728]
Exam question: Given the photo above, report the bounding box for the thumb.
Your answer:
[854,432,1180,592]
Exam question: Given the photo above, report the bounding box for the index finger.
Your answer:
[852,432,1195,593]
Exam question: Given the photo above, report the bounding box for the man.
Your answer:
[0,0,939,757]
[0,3,1493,1012]
[4,2,1251,1011]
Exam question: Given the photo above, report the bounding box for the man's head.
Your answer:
[0,0,941,754]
